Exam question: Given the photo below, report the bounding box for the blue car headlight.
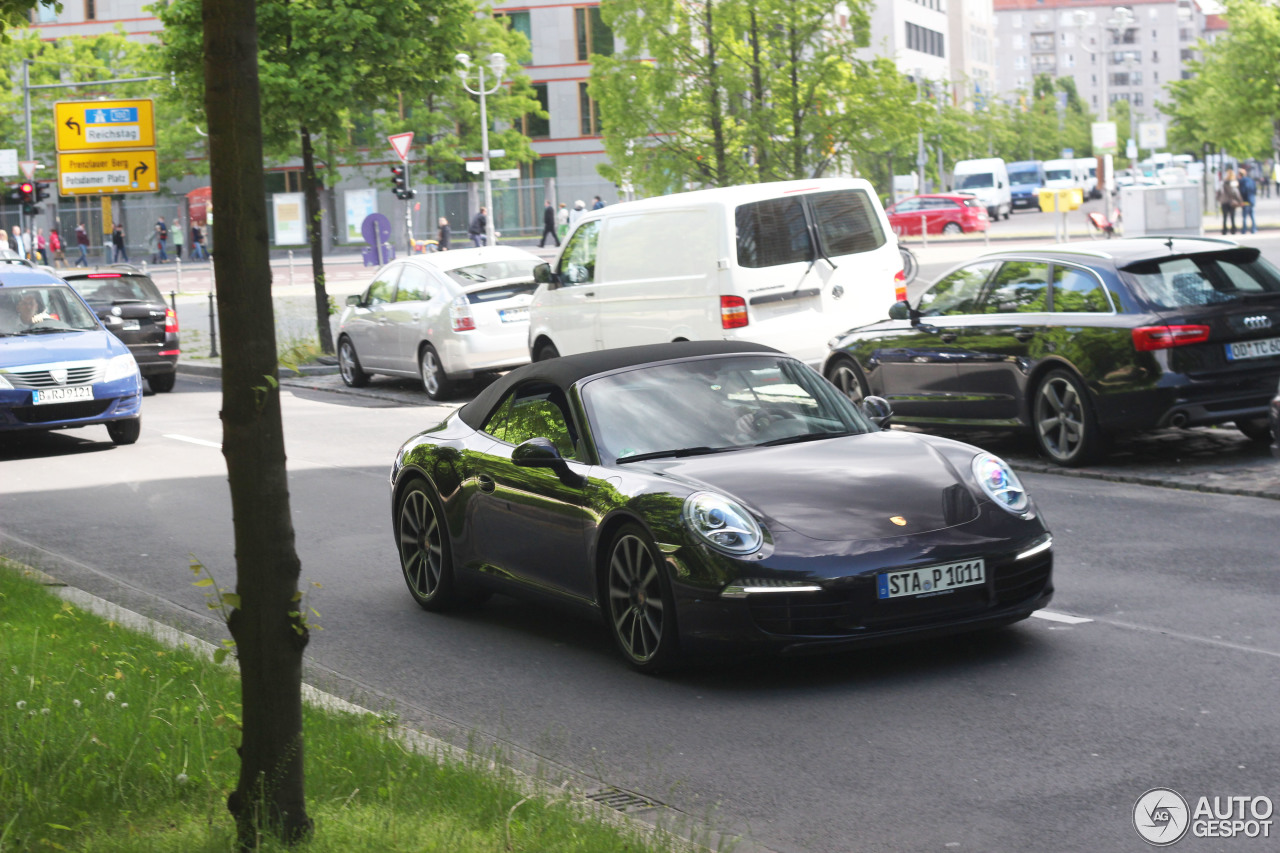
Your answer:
[683,492,763,555]
[971,452,1029,515]
[103,353,140,383]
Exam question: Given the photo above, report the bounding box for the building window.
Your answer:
[575,6,614,61]
[495,11,532,45]
[35,1,57,22]
[84,0,95,20]
[1180,48,1194,61]
[906,22,945,58]
[1031,33,1054,51]
[520,83,550,139]
[578,82,602,136]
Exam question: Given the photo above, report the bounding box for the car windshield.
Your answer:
[442,258,540,286]
[581,355,875,463]
[1045,169,1072,181]
[1009,169,1040,184]
[67,273,162,305]
[957,173,993,190]
[1123,249,1280,308]
[0,284,100,335]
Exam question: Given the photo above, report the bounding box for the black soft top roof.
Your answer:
[458,340,781,429]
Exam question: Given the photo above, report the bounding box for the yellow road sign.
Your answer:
[57,150,159,195]
[55,99,156,152]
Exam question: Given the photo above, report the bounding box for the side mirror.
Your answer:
[346,294,362,307]
[888,300,912,321]
[512,437,584,487]
[533,262,560,289]
[861,395,893,429]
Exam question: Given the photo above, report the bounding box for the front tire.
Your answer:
[942,222,963,235]
[534,340,560,362]
[825,355,869,406]
[397,479,458,611]
[419,344,454,401]
[106,417,141,445]
[1235,417,1273,442]
[338,338,369,388]
[604,523,679,673]
[1033,369,1105,466]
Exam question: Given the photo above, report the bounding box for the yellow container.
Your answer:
[1037,188,1084,212]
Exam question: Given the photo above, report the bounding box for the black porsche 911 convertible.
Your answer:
[389,341,1054,672]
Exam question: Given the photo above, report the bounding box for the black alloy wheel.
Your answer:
[397,480,457,611]
[147,372,176,393]
[420,344,454,401]
[1235,417,1273,442]
[1033,369,1104,466]
[825,356,868,406]
[338,338,369,388]
[106,417,141,445]
[605,523,678,673]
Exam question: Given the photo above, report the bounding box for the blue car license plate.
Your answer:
[877,558,985,600]
[32,386,94,405]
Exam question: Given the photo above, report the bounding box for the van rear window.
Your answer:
[735,190,885,269]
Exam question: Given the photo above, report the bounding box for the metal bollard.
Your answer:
[207,291,219,358]
[175,257,181,290]
[289,250,294,287]
[169,290,177,312]
[919,215,928,248]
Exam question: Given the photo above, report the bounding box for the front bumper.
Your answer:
[0,375,142,432]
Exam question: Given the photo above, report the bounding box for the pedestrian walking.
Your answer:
[436,217,451,251]
[1218,169,1244,235]
[49,228,65,267]
[34,226,49,266]
[9,225,26,259]
[556,203,569,240]
[112,224,128,263]
[189,224,206,260]
[468,207,488,247]
[155,219,169,262]
[1238,165,1258,234]
[169,218,183,259]
[74,223,90,266]
[569,199,586,230]
[591,195,605,210]
[539,200,559,248]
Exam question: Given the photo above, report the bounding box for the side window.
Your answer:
[1052,265,1112,313]
[895,199,922,213]
[395,265,430,302]
[809,189,886,256]
[981,261,1050,313]
[501,384,577,459]
[917,261,999,316]
[366,265,401,305]
[736,197,812,268]
[480,395,512,442]
[558,220,600,286]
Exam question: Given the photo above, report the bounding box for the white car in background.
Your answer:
[336,246,542,400]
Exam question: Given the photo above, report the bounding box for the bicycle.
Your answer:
[898,244,919,286]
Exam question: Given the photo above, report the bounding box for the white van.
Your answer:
[1073,157,1101,199]
[1044,158,1090,196]
[951,158,1011,220]
[528,179,899,366]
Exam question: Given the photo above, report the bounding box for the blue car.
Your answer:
[0,267,143,444]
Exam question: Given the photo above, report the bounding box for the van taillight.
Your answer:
[1131,324,1210,351]
[450,295,476,332]
[720,295,748,329]
[894,270,908,303]
[164,308,179,334]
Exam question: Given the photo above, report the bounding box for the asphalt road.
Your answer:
[3,376,1278,852]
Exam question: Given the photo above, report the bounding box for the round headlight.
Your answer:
[971,452,1030,514]
[683,492,763,555]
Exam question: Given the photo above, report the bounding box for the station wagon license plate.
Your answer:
[32,386,94,405]
[1225,336,1280,361]
[499,307,529,323]
[122,319,141,331]
[877,558,986,600]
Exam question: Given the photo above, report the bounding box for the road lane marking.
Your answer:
[164,433,222,449]
[1032,610,1093,625]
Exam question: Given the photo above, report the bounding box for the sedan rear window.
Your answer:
[442,259,540,286]
[1124,249,1280,309]
[466,282,538,304]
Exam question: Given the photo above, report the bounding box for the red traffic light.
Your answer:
[19,182,33,195]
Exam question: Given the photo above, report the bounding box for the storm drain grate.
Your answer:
[585,786,663,813]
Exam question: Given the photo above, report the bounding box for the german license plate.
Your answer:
[122,319,141,331]
[32,386,94,405]
[499,307,529,323]
[1225,336,1280,361]
[877,558,986,600]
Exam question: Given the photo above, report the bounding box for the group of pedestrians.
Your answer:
[538,195,606,248]
[106,219,208,264]
[1217,164,1260,235]
[6,224,66,266]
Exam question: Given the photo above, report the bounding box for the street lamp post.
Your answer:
[457,51,507,248]
[1076,6,1135,220]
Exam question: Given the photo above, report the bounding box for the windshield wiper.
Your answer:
[755,430,855,448]
[14,326,86,335]
[616,445,744,464]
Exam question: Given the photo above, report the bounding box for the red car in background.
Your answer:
[887,193,990,236]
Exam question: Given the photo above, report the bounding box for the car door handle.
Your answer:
[1013,329,1035,342]
[477,474,496,494]
[939,332,957,343]
[582,291,595,297]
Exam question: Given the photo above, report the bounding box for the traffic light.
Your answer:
[34,181,50,203]
[390,164,415,200]
[18,181,35,216]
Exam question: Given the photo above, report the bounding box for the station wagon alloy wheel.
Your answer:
[397,481,455,610]
[606,525,676,672]
[1034,370,1101,467]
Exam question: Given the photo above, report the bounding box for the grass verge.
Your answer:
[0,560,686,852]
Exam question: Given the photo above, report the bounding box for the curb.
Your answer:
[177,361,339,378]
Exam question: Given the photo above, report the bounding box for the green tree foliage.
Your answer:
[1160,0,1280,159]
[157,0,477,352]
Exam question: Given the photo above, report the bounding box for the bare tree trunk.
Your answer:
[203,0,312,846]
[300,124,333,354]
[703,0,728,187]
[748,10,767,182]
